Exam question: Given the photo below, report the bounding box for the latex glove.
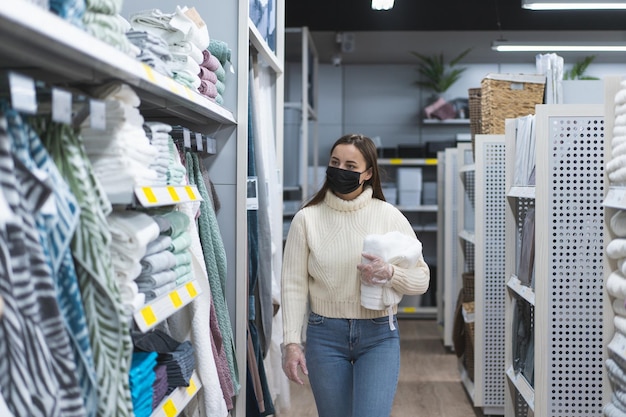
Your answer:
[282,343,308,385]
[357,252,394,286]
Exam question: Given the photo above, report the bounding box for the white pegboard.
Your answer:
[535,105,605,417]
[442,148,460,348]
[475,135,506,413]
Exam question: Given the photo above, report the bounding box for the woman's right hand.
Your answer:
[282,343,308,385]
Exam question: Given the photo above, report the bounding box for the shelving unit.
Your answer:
[504,104,606,417]
[473,134,506,415]
[379,157,439,318]
[0,2,285,417]
[151,370,202,417]
[441,147,460,348]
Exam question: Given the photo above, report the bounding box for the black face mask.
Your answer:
[326,166,365,195]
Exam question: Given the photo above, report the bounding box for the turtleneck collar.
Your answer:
[324,186,373,212]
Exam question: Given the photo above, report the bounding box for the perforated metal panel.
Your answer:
[546,116,604,417]
[475,138,506,411]
[443,148,460,348]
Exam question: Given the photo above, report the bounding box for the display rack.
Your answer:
[456,141,476,395]
[378,157,439,318]
[504,104,605,417]
[436,150,446,338]
[473,134,506,415]
[151,370,202,417]
[441,147,460,348]
[0,1,285,416]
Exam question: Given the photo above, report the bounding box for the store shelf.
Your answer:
[423,119,470,125]
[603,186,626,209]
[459,230,475,244]
[413,224,438,233]
[378,158,438,166]
[0,2,236,127]
[507,186,536,199]
[151,370,202,417]
[397,306,437,318]
[397,204,438,212]
[506,275,535,306]
[134,280,202,333]
[506,366,535,413]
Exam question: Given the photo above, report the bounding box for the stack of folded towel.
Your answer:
[608,85,626,184]
[81,83,159,197]
[49,0,85,28]
[129,351,159,417]
[127,30,173,77]
[143,122,174,186]
[130,7,210,90]
[82,0,138,57]
[198,49,220,102]
[135,210,192,301]
[206,39,232,105]
[133,330,197,391]
[152,364,169,409]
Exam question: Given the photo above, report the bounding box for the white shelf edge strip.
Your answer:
[151,370,202,417]
[506,365,535,412]
[507,186,537,199]
[506,275,536,306]
[378,158,438,166]
[134,279,202,333]
[134,185,203,207]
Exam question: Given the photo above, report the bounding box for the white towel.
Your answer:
[612,211,626,237]
[616,86,626,105]
[108,210,161,256]
[360,231,422,330]
[614,298,626,317]
[607,270,626,299]
[608,239,626,259]
[141,250,177,274]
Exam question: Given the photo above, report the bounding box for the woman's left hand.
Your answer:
[357,253,394,285]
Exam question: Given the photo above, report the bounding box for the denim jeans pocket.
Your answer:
[370,315,396,325]
[308,311,325,326]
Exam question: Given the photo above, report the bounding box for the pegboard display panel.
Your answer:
[515,198,535,285]
[546,115,604,417]
[443,148,460,348]
[480,140,507,407]
[462,170,476,232]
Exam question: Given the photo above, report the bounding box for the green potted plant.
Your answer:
[564,55,599,80]
[562,55,603,103]
[410,48,472,96]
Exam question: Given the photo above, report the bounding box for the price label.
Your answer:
[425,158,438,165]
[186,378,198,395]
[184,186,197,200]
[52,88,72,125]
[186,282,198,298]
[142,64,157,83]
[162,399,178,417]
[195,132,203,151]
[140,305,157,327]
[389,158,403,165]
[167,186,180,202]
[183,128,191,148]
[9,72,37,114]
[90,99,106,130]
[169,291,183,308]
[142,187,157,204]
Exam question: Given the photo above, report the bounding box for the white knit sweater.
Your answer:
[281,187,430,345]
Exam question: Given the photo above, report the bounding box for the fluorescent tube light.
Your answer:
[522,0,626,9]
[371,0,394,10]
[492,40,626,52]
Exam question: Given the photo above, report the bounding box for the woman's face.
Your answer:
[328,143,372,199]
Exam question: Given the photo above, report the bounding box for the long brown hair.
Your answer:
[304,134,386,207]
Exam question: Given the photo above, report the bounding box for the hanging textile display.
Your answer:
[38,120,134,417]
[185,151,239,393]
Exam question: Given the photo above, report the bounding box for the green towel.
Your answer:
[208,39,232,66]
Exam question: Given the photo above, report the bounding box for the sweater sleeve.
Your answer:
[281,210,310,345]
[385,211,431,295]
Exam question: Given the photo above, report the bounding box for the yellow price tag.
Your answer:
[186,378,197,395]
[167,186,180,202]
[186,282,198,298]
[389,158,403,165]
[162,399,178,417]
[140,306,157,327]
[425,158,438,165]
[142,64,157,83]
[142,187,157,204]
[402,307,417,313]
[169,291,183,308]
[184,186,197,200]
[184,86,194,100]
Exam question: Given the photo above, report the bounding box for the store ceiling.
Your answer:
[284,0,626,65]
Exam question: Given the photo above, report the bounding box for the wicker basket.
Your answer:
[461,271,475,303]
[468,88,482,155]
[480,74,546,135]
[462,301,475,382]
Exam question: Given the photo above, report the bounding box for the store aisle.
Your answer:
[278,319,481,417]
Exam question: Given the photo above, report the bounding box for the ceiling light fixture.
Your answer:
[522,0,626,10]
[371,0,394,10]
[492,40,626,52]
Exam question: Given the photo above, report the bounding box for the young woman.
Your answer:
[281,133,430,417]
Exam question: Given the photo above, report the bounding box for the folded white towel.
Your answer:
[612,211,626,237]
[613,142,626,159]
[616,315,626,336]
[608,239,626,259]
[614,298,626,317]
[616,86,626,105]
[616,114,626,127]
[617,103,626,117]
[615,125,626,137]
[108,210,161,256]
[607,270,626,298]
[609,167,626,184]
[612,135,626,148]
[141,250,177,274]
[360,231,422,330]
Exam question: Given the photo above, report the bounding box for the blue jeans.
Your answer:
[305,312,400,417]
